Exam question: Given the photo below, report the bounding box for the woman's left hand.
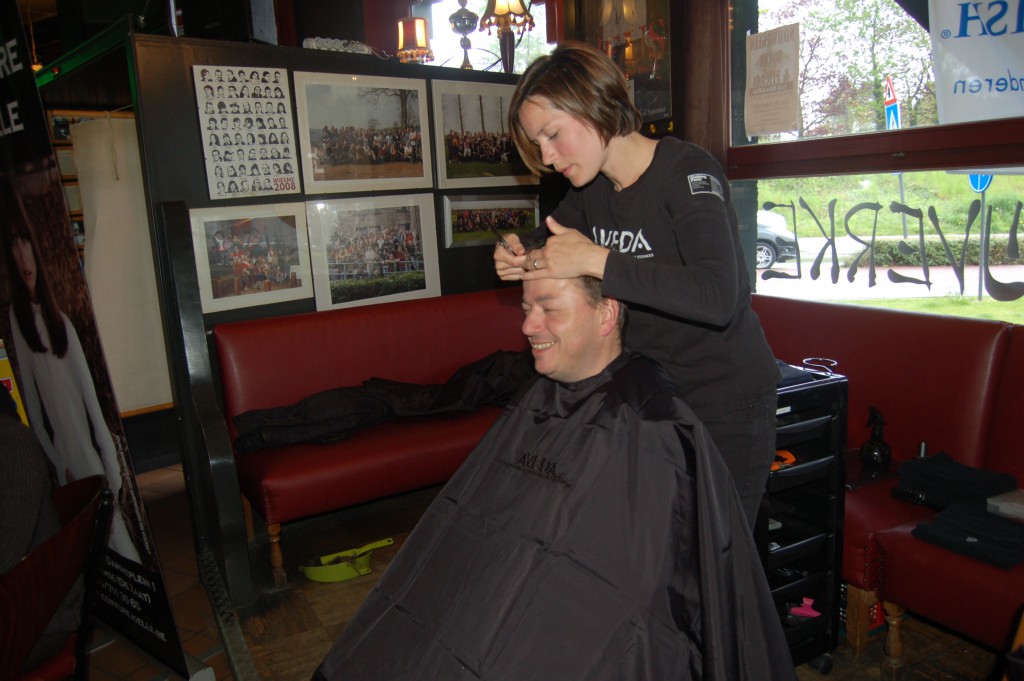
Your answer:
[523,216,610,280]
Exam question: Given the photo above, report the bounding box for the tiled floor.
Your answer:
[86,465,232,681]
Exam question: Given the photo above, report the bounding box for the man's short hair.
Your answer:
[572,275,627,335]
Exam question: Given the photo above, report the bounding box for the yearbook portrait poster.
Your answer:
[193,64,301,200]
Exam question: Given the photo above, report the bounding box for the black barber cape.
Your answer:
[313,352,795,681]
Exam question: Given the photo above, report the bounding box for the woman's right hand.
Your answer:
[493,232,529,280]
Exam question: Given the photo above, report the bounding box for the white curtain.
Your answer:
[72,117,173,414]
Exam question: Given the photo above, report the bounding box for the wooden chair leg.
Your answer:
[845,584,877,656]
[1004,609,1024,681]
[242,496,254,544]
[267,522,288,589]
[880,598,905,659]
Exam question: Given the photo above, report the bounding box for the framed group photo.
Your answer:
[305,193,440,310]
[188,202,313,313]
[431,80,536,190]
[443,193,539,249]
[293,72,433,194]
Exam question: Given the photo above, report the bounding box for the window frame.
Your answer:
[688,0,1024,182]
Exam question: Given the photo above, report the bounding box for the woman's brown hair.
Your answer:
[1,176,69,358]
[508,42,642,175]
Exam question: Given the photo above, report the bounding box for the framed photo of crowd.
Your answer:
[192,65,302,200]
[293,72,433,195]
[188,203,313,313]
[305,193,440,310]
[431,80,536,190]
[443,193,539,249]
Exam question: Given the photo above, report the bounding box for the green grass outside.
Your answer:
[843,295,1024,324]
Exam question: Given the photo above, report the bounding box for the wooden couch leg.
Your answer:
[882,600,906,680]
[242,497,254,544]
[845,584,877,656]
[267,522,287,589]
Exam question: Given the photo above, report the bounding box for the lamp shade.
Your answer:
[397,16,434,63]
[479,0,534,33]
[479,0,533,73]
[483,0,528,17]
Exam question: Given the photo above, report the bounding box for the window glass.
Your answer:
[735,171,1024,322]
[425,0,553,73]
[733,0,1023,145]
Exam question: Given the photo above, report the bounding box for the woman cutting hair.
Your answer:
[494,42,780,525]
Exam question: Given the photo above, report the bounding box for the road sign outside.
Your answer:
[969,174,993,193]
[885,102,901,130]
[884,75,897,106]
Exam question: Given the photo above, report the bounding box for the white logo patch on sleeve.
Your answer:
[687,173,724,200]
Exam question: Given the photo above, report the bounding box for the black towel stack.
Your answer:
[893,451,1016,509]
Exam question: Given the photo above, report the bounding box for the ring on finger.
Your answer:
[533,259,539,270]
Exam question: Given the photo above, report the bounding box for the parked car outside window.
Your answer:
[756,210,797,269]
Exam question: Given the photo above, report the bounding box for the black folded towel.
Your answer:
[893,452,1017,509]
[912,502,1024,569]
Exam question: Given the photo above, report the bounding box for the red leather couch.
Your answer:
[752,293,1024,665]
[213,287,528,586]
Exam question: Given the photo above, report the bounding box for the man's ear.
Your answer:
[598,298,620,337]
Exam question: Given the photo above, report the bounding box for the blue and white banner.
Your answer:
[928,0,1024,124]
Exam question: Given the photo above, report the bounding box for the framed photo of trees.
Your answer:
[431,80,537,189]
[292,72,433,194]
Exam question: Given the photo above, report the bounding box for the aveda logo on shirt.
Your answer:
[591,227,653,255]
[513,452,569,486]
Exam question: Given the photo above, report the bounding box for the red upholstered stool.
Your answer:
[876,520,1024,669]
[841,466,934,656]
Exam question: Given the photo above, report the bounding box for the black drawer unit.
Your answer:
[758,365,848,675]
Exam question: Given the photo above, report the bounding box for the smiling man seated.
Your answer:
[313,275,795,681]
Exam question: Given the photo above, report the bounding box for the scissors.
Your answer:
[490,225,517,256]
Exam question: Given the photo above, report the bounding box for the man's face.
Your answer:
[521,278,618,383]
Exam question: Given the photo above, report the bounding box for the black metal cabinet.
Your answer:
[758,367,848,674]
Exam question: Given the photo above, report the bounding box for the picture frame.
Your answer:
[293,71,433,194]
[192,64,302,201]
[443,193,539,249]
[56,147,78,178]
[62,181,82,214]
[47,109,134,145]
[305,193,440,310]
[188,202,313,314]
[70,216,86,247]
[431,80,537,190]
